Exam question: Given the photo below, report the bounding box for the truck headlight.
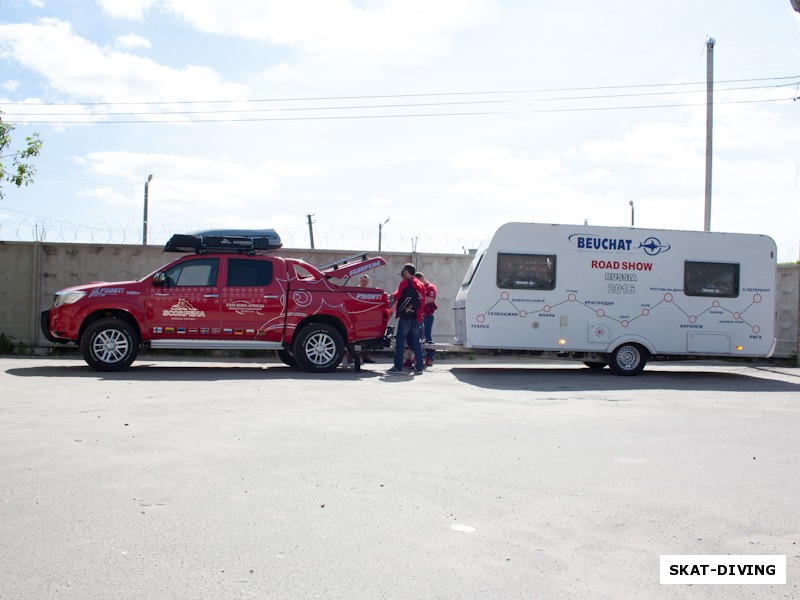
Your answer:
[53,291,87,307]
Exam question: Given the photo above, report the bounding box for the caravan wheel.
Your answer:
[583,361,607,370]
[608,343,648,376]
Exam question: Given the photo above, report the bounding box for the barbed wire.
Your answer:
[0,218,483,255]
[1,218,797,262]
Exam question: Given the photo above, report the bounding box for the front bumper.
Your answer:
[40,310,69,344]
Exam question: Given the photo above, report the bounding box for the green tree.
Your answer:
[0,111,42,200]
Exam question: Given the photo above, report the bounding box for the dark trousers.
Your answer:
[423,313,435,361]
[394,317,422,371]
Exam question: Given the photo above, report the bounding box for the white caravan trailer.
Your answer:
[453,223,777,375]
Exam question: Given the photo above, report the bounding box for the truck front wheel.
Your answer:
[608,343,648,376]
[81,318,139,371]
[293,323,344,373]
[276,349,298,368]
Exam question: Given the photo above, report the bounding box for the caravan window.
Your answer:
[461,252,484,288]
[684,261,739,298]
[497,253,556,290]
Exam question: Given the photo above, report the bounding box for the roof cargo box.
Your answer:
[164,229,282,253]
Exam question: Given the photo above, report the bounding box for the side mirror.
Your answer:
[153,272,167,287]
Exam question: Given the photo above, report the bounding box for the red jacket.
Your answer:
[392,277,425,323]
[422,282,438,316]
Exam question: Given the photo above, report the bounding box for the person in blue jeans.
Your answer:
[387,263,425,375]
[415,272,438,367]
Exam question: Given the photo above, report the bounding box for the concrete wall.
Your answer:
[2,241,798,360]
[0,241,472,348]
[776,264,800,359]
[0,242,38,345]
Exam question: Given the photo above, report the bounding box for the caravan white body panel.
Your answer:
[455,223,777,359]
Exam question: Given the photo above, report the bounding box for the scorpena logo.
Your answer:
[163,299,206,319]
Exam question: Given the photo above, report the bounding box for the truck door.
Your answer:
[220,256,287,343]
[146,257,221,338]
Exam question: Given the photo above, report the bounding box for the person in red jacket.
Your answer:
[415,272,438,367]
[387,263,425,374]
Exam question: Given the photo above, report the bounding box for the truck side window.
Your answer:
[497,253,556,290]
[684,261,739,298]
[164,258,218,287]
[227,259,273,287]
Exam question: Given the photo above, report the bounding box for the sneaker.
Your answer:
[387,367,403,374]
[402,359,413,369]
[414,368,423,375]
[424,358,433,368]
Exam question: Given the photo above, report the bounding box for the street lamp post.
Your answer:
[378,218,390,251]
[629,201,635,227]
[142,174,153,245]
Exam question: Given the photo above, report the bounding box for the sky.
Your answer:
[0,0,799,260]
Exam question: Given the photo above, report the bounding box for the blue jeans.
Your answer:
[423,314,435,361]
[394,317,423,371]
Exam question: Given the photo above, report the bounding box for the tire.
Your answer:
[583,361,607,370]
[292,323,345,373]
[608,343,648,376]
[276,349,298,368]
[81,318,139,372]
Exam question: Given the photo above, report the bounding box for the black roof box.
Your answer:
[164,229,282,253]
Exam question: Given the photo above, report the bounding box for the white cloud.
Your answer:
[115,34,152,50]
[583,168,609,182]
[261,160,326,178]
[369,197,391,208]
[582,121,700,171]
[78,151,326,214]
[262,62,304,84]
[97,0,158,21]
[27,0,46,8]
[2,80,20,92]
[159,0,496,69]
[0,19,248,103]
[448,146,590,227]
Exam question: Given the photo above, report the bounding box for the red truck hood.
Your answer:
[57,280,140,295]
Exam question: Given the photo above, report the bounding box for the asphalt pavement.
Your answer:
[0,355,798,599]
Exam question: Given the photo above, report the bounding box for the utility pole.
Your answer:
[378,218,389,251]
[704,37,715,232]
[629,201,635,227]
[306,213,315,249]
[142,174,153,245]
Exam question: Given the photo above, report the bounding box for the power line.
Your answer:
[4,82,795,118]
[2,74,798,106]
[3,95,793,125]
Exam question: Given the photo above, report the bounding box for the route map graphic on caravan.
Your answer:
[453,222,777,374]
[474,291,765,335]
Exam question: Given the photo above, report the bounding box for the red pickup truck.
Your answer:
[41,230,392,372]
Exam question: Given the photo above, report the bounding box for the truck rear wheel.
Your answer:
[81,318,139,371]
[608,343,648,376]
[293,323,344,373]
